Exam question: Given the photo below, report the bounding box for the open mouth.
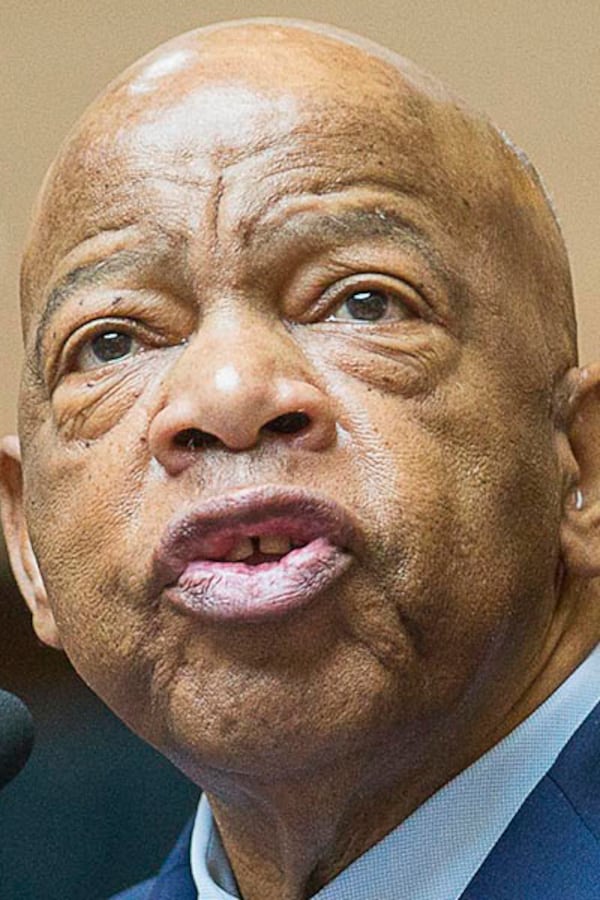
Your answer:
[189,531,307,566]
[153,488,361,623]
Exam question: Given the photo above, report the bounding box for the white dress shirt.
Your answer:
[190,644,600,899]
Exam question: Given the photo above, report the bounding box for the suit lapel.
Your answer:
[148,818,197,900]
[461,701,600,899]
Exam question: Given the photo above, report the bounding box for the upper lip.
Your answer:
[152,486,364,587]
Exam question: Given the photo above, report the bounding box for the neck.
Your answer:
[206,743,459,900]
[195,586,600,900]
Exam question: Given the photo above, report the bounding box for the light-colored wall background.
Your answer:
[1,0,598,438]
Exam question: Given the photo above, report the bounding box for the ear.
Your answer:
[0,435,62,649]
[559,363,600,578]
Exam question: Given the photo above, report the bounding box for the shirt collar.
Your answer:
[190,644,600,899]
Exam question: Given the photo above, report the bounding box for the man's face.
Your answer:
[13,33,566,782]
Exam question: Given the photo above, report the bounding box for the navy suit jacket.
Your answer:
[112,701,600,899]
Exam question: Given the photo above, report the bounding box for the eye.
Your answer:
[76,329,141,371]
[326,289,416,323]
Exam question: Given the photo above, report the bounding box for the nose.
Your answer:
[147,322,337,474]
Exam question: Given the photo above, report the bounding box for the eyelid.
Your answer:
[315,273,434,324]
[40,286,196,384]
[327,290,415,323]
[53,316,156,381]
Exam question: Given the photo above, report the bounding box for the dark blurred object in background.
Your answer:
[0,688,34,790]
[0,561,198,900]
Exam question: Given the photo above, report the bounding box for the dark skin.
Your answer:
[2,20,600,900]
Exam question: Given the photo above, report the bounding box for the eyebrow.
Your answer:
[303,208,424,242]
[34,249,145,373]
[260,206,447,277]
[33,207,451,377]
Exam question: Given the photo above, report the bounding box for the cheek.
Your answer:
[51,351,171,441]
[346,380,562,690]
[22,413,163,721]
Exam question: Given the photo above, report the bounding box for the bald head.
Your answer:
[21,18,575,397]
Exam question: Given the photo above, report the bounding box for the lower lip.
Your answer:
[163,537,352,623]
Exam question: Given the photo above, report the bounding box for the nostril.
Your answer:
[263,412,311,435]
[173,427,220,450]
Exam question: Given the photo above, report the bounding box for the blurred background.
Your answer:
[1,1,598,897]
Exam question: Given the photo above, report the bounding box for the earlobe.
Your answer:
[0,435,62,649]
[558,363,600,578]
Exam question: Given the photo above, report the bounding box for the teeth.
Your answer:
[221,534,295,562]
[258,535,292,556]
[224,537,254,562]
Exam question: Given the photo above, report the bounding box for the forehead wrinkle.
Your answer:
[251,205,450,285]
[32,249,146,378]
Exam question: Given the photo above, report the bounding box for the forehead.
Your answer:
[26,67,498,296]
[23,26,545,350]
